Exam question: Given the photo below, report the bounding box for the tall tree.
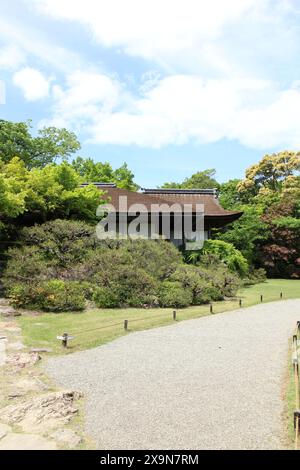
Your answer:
[257,197,300,278]
[71,157,138,190]
[0,120,81,168]
[238,151,300,195]
[161,169,219,189]
[218,179,246,209]
[0,158,103,223]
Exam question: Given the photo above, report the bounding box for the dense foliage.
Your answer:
[71,157,138,191]
[0,120,80,168]
[0,158,102,223]
[3,220,241,311]
[1,119,299,315]
[214,152,300,278]
[161,169,219,189]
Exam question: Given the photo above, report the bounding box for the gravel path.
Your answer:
[45,300,300,450]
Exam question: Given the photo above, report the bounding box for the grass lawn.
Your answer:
[15,279,300,355]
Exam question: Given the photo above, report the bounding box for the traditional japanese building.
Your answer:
[82,183,243,249]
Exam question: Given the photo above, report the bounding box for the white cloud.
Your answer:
[13,67,50,101]
[87,76,286,149]
[0,44,26,70]
[42,71,300,150]
[0,15,82,73]
[233,88,300,149]
[29,0,298,77]
[53,71,120,110]
[20,0,300,150]
[30,0,258,50]
[40,70,121,129]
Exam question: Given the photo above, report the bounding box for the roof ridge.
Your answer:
[141,188,217,196]
[81,182,117,188]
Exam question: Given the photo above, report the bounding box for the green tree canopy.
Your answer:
[71,157,138,190]
[213,206,268,263]
[218,179,246,209]
[161,169,219,189]
[0,157,103,222]
[0,120,81,168]
[238,151,300,195]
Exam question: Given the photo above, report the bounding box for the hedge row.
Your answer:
[3,219,244,312]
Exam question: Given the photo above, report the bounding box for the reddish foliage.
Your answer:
[257,200,300,278]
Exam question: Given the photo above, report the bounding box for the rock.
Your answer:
[1,390,82,433]
[0,433,57,450]
[0,423,11,440]
[6,352,41,368]
[0,298,10,307]
[30,348,53,354]
[50,428,82,448]
[8,393,26,399]
[0,307,21,317]
[7,341,25,351]
[8,377,49,397]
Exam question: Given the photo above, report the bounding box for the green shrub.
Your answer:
[93,287,120,308]
[8,284,43,310]
[202,240,249,276]
[21,219,96,267]
[169,265,222,304]
[93,266,159,307]
[210,268,241,297]
[3,219,244,312]
[123,239,181,280]
[114,267,158,306]
[40,280,86,312]
[158,281,193,308]
[8,280,86,312]
[242,268,267,286]
[2,246,56,288]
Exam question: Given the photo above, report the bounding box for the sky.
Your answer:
[1,0,300,187]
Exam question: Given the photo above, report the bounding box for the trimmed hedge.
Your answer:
[9,280,86,312]
[3,219,243,311]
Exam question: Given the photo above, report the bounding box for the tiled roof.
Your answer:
[83,183,243,221]
[142,189,241,217]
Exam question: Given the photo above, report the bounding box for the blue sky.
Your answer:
[1,0,300,187]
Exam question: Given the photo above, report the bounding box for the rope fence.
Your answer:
[57,291,285,348]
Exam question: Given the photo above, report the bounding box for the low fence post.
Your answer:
[57,332,74,348]
[62,333,68,348]
[124,320,128,331]
[239,299,242,308]
[173,310,177,321]
[260,294,263,303]
[210,304,213,314]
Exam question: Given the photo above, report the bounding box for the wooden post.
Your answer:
[210,304,213,314]
[62,333,68,348]
[239,299,242,308]
[280,292,283,299]
[260,294,263,303]
[173,310,176,321]
[293,334,298,346]
[124,320,128,331]
[294,411,300,430]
